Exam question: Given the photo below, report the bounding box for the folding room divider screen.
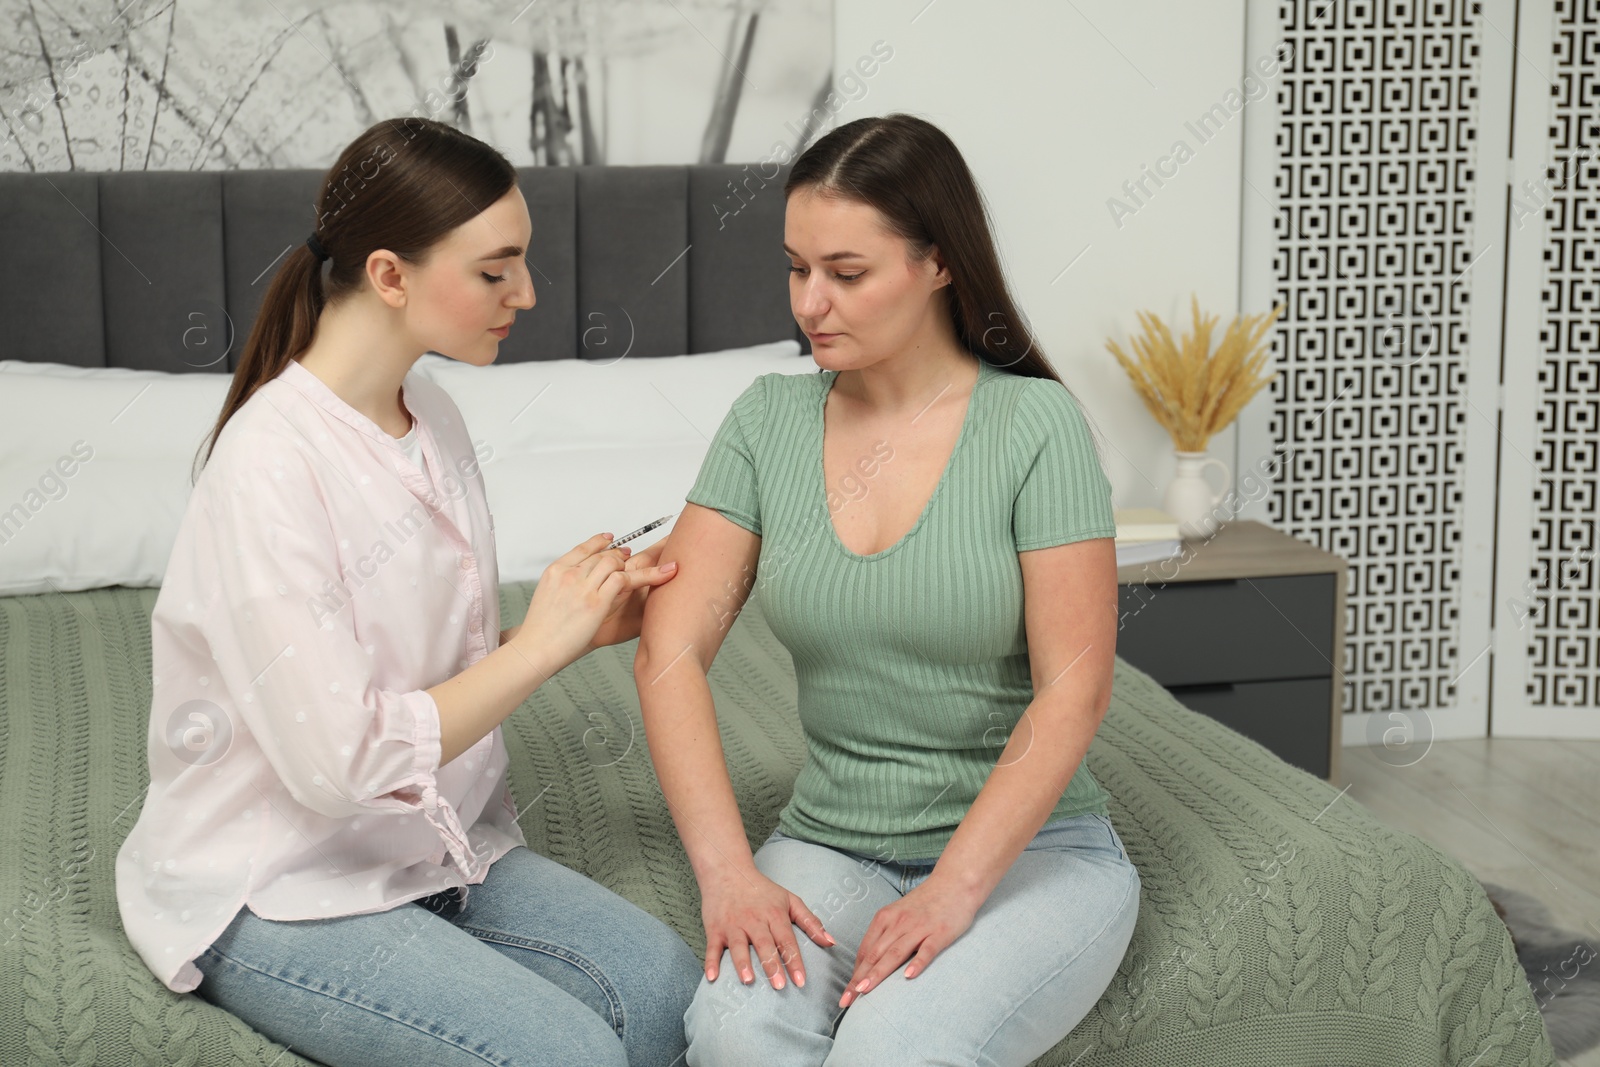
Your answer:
[1238,0,1599,744]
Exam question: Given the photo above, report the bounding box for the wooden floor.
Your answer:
[1341,738,1600,1067]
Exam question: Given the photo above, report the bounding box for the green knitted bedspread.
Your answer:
[0,582,1555,1067]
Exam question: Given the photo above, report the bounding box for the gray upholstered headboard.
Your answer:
[0,164,801,371]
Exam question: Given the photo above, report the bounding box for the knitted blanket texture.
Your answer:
[0,582,1555,1066]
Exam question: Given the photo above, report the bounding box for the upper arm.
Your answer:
[1009,377,1119,708]
[641,376,769,676]
[635,501,762,676]
[1019,537,1119,713]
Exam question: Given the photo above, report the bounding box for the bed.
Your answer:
[0,164,1556,1066]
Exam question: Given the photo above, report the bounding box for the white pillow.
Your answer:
[0,341,813,595]
[0,363,231,596]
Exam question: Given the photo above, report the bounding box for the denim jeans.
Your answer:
[193,845,702,1067]
[683,811,1141,1067]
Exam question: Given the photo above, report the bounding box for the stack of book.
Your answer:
[1113,508,1184,569]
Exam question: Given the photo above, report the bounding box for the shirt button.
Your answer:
[459,555,471,570]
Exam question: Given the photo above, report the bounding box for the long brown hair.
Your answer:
[784,114,1107,468]
[192,116,517,483]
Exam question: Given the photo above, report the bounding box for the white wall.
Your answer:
[830,0,1254,512]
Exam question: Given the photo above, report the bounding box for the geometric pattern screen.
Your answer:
[1528,0,1600,707]
[1266,0,1482,716]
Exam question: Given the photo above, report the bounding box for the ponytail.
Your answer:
[190,116,517,484]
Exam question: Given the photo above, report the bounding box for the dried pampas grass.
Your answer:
[1106,294,1283,452]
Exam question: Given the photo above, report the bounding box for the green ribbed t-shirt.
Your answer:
[685,357,1118,861]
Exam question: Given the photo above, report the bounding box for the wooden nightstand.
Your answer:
[1114,520,1348,783]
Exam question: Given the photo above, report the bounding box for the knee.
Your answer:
[682,971,791,1066]
[683,975,753,1064]
[558,920,699,1067]
[820,1044,879,1067]
[627,917,703,1015]
[821,1018,902,1067]
[521,1017,630,1067]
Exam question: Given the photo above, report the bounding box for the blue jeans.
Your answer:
[193,845,702,1067]
[683,812,1141,1067]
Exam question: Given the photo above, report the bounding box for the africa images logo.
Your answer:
[165,699,233,766]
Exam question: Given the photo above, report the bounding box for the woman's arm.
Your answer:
[431,628,560,766]
[840,535,1121,1007]
[436,533,673,766]
[634,503,833,988]
[496,536,665,650]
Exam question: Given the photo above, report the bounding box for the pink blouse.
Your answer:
[115,357,527,994]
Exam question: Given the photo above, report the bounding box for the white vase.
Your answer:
[1162,450,1233,540]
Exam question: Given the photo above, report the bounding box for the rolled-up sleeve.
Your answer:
[198,450,445,821]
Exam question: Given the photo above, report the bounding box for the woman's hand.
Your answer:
[588,536,676,650]
[839,876,980,1008]
[515,532,677,669]
[700,865,835,990]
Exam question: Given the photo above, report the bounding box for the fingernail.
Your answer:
[795,972,805,987]
[664,561,677,570]
[856,979,869,992]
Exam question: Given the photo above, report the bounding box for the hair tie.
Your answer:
[305,232,330,262]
